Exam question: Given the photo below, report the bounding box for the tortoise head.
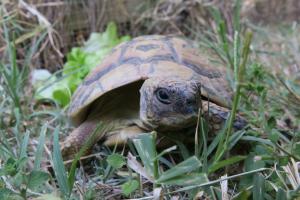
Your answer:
[139,77,201,131]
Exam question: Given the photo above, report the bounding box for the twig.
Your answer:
[18,0,63,57]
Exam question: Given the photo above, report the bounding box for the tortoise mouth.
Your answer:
[198,95,217,109]
[141,115,198,132]
[199,95,209,102]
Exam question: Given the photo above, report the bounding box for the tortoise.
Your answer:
[61,35,246,158]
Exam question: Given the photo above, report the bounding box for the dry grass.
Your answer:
[0,0,300,199]
[2,0,300,72]
[0,0,242,71]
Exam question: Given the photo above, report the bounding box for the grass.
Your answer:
[0,1,300,199]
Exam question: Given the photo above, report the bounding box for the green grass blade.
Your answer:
[0,62,21,112]
[19,131,29,159]
[233,0,241,32]
[228,130,247,150]
[207,128,225,155]
[212,123,228,163]
[156,156,202,183]
[209,7,223,27]
[3,22,18,86]
[132,132,158,179]
[199,35,228,63]
[23,30,48,69]
[154,146,177,161]
[68,122,109,190]
[233,31,240,80]
[0,131,15,159]
[52,127,70,198]
[1,22,22,112]
[253,173,265,200]
[276,188,287,200]
[165,168,269,194]
[34,124,47,170]
[158,173,208,186]
[174,141,190,160]
[195,106,208,173]
[232,189,252,200]
[213,31,253,164]
[208,155,246,174]
[241,136,275,147]
[27,170,50,190]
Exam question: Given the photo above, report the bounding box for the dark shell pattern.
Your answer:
[68,35,233,125]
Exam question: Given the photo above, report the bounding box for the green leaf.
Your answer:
[228,130,246,150]
[68,122,109,192]
[0,131,14,159]
[34,194,63,200]
[33,69,59,101]
[232,189,251,200]
[0,188,22,200]
[241,136,275,147]
[13,171,26,188]
[233,0,241,32]
[65,48,86,69]
[292,143,300,155]
[245,154,265,171]
[209,155,246,174]
[34,124,47,170]
[19,131,30,158]
[16,157,28,172]
[27,170,50,190]
[239,153,266,188]
[2,157,18,176]
[278,156,289,166]
[207,128,224,155]
[156,156,202,183]
[33,22,131,106]
[158,173,208,186]
[31,69,52,89]
[132,133,157,177]
[121,180,139,196]
[107,153,125,169]
[268,129,280,143]
[267,116,276,129]
[253,173,265,200]
[1,157,27,177]
[52,127,70,198]
[276,188,287,200]
[52,86,72,107]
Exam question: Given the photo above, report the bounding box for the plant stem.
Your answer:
[224,31,253,148]
[152,132,160,188]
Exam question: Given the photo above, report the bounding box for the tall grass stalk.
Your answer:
[67,122,110,191]
[214,31,253,164]
[224,32,252,145]
[165,168,269,195]
[52,127,70,198]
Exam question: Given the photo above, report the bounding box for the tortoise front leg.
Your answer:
[60,118,145,160]
[60,118,102,160]
[103,125,146,146]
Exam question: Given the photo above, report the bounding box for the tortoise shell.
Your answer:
[68,35,233,125]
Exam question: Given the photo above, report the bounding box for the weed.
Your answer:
[0,1,299,199]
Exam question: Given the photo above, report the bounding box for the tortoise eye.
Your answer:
[156,88,171,104]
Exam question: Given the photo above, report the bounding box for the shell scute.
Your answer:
[68,35,233,125]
